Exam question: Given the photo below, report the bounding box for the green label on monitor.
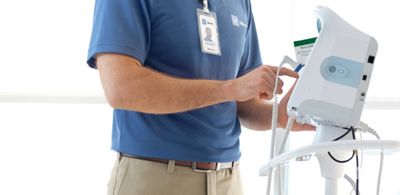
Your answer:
[294,37,317,64]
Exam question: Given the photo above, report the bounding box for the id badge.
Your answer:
[197,9,221,56]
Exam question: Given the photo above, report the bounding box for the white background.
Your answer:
[0,0,399,194]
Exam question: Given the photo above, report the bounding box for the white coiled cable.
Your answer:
[266,56,295,195]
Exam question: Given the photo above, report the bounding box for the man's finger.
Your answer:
[278,67,298,78]
[260,65,299,78]
[292,123,316,131]
[278,78,284,88]
[259,93,272,100]
[267,66,298,78]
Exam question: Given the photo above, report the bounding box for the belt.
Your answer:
[120,153,239,173]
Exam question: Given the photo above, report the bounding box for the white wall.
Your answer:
[0,103,113,195]
[0,0,102,97]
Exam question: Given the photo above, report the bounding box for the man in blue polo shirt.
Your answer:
[87,0,311,194]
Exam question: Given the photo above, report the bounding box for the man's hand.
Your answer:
[278,82,315,131]
[232,65,298,102]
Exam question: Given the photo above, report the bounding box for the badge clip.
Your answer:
[203,0,209,13]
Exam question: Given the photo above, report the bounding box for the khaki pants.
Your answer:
[108,154,243,195]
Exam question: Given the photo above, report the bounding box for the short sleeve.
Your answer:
[87,0,151,68]
[237,3,263,77]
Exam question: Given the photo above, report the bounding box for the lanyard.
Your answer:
[202,0,210,13]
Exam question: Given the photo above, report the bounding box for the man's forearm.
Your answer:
[97,54,237,114]
[237,99,274,131]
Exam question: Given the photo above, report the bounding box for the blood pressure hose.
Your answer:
[266,56,300,195]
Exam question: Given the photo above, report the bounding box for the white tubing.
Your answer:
[278,115,295,155]
[266,57,286,195]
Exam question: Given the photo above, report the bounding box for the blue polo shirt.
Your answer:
[87,0,262,162]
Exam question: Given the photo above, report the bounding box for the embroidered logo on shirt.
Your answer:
[239,21,248,28]
[231,15,240,27]
[231,14,247,28]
